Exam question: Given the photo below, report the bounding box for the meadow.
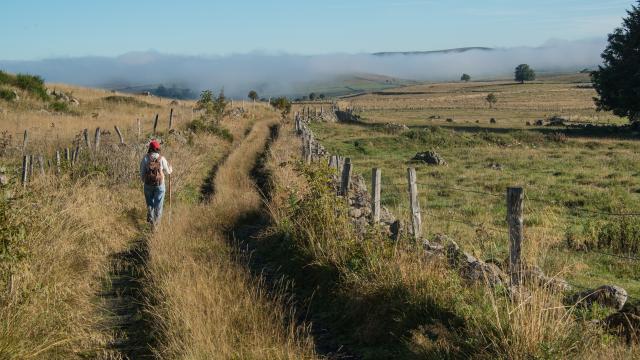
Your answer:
[1,70,639,359]
[308,73,640,300]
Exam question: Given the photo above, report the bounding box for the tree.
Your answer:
[461,73,471,82]
[514,64,536,83]
[270,97,291,119]
[196,89,228,124]
[248,90,258,102]
[486,93,497,109]
[592,2,640,124]
[319,94,325,100]
[309,92,317,101]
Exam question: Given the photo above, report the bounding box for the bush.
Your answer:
[187,118,233,142]
[14,74,49,101]
[0,89,16,101]
[0,71,12,86]
[49,101,69,113]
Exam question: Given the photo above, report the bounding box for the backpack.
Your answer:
[144,155,163,186]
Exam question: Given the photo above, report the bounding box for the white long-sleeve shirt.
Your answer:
[140,152,173,186]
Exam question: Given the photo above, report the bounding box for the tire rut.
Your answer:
[100,234,155,359]
[230,124,357,359]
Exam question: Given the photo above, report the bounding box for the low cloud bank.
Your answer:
[0,38,605,97]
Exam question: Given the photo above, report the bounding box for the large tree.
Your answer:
[461,73,471,82]
[248,90,258,102]
[592,1,640,124]
[514,64,536,83]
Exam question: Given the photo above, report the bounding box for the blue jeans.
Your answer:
[144,184,166,225]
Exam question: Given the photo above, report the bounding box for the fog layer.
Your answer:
[0,38,604,97]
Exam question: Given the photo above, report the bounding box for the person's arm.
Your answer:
[162,157,173,175]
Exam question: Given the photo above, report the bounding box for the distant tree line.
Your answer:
[151,85,197,100]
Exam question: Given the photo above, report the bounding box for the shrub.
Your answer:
[187,118,233,142]
[0,71,12,86]
[0,89,16,101]
[14,74,49,101]
[49,101,69,113]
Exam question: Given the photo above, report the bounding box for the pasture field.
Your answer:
[308,74,640,299]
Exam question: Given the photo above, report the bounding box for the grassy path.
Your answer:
[145,115,317,359]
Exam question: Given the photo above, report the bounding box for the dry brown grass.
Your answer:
[260,120,636,359]
[146,113,317,359]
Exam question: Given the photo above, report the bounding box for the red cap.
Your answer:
[149,140,161,151]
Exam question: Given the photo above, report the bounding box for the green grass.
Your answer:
[309,78,640,300]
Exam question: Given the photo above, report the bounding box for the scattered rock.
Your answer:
[605,302,640,343]
[534,119,544,126]
[412,151,447,166]
[522,265,572,292]
[567,285,628,311]
[0,174,7,186]
[547,116,567,126]
[487,163,503,171]
[526,121,531,126]
[381,122,409,134]
[428,115,441,119]
[490,118,496,124]
[446,118,454,122]
[444,238,508,287]
[69,98,80,106]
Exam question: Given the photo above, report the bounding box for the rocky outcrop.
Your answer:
[380,122,409,134]
[433,236,509,288]
[412,151,447,165]
[567,285,628,311]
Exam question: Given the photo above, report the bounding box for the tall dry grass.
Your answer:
[145,114,317,359]
[260,120,636,359]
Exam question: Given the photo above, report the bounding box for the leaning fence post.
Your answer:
[340,158,352,196]
[114,126,125,145]
[153,114,159,135]
[55,151,61,175]
[22,130,28,152]
[94,127,101,152]
[507,187,524,285]
[169,108,174,130]
[371,168,381,223]
[83,128,90,148]
[407,167,422,240]
[21,155,28,187]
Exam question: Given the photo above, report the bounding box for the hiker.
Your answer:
[140,140,172,227]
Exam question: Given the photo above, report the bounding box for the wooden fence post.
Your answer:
[407,167,422,240]
[21,155,28,187]
[371,168,381,223]
[329,155,337,169]
[169,108,174,130]
[137,118,141,140]
[22,130,28,152]
[55,151,61,175]
[94,127,101,152]
[29,154,34,180]
[83,128,90,148]
[114,126,125,145]
[507,187,524,285]
[305,138,312,164]
[340,158,352,196]
[38,155,45,176]
[153,114,159,135]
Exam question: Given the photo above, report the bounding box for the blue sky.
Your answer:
[0,0,634,60]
